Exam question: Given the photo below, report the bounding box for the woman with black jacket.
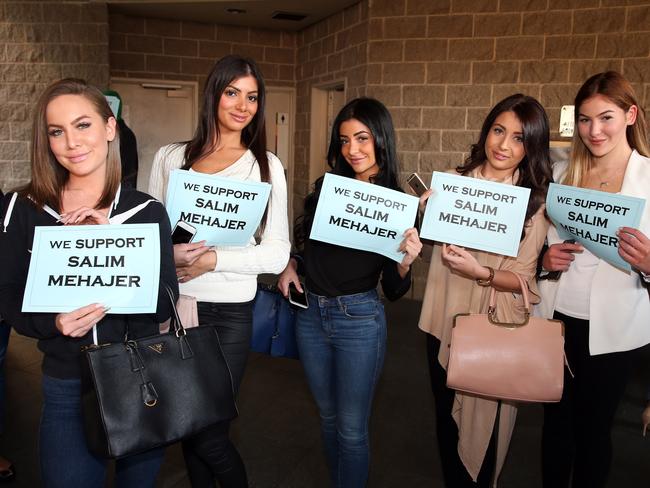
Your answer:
[0,79,178,487]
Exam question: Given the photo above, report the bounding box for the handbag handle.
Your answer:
[164,285,187,337]
[486,273,531,328]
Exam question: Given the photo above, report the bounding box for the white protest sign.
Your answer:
[165,169,271,246]
[420,172,531,257]
[22,224,160,314]
[309,173,419,262]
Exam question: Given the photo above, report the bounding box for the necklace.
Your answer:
[594,164,625,188]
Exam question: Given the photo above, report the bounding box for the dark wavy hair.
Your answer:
[180,54,269,183]
[457,93,553,226]
[295,97,401,247]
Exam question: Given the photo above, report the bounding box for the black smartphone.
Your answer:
[171,221,196,245]
[407,173,428,197]
[288,282,309,309]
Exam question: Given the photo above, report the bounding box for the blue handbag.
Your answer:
[251,283,299,359]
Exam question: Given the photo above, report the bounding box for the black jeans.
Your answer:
[427,334,497,488]
[182,301,253,488]
[542,312,635,488]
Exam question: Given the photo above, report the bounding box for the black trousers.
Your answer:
[182,301,253,488]
[542,312,635,488]
[427,334,497,488]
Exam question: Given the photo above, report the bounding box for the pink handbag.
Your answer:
[446,274,565,403]
[160,294,199,333]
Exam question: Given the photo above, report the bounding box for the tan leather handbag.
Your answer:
[446,273,565,403]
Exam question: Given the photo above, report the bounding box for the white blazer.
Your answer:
[536,150,650,355]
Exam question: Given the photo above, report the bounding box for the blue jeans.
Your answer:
[296,289,386,488]
[0,321,10,434]
[40,375,165,488]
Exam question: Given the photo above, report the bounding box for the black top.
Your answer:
[0,189,178,379]
[301,238,411,301]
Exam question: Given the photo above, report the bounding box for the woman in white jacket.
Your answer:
[537,71,650,488]
[148,55,290,487]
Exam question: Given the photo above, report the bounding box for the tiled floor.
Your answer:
[2,299,649,487]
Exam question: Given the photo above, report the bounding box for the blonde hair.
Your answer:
[21,78,121,210]
[565,71,650,187]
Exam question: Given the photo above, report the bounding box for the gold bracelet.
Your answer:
[476,266,494,287]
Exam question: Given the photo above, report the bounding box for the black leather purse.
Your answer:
[81,287,237,459]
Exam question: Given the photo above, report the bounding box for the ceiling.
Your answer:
[104,0,360,31]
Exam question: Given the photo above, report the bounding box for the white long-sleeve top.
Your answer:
[148,143,290,303]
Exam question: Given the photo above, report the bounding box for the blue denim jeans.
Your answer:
[40,375,165,488]
[296,289,386,488]
[0,321,10,434]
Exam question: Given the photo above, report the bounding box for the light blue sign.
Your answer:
[546,183,646,270]
[309,173,419,262]
[420,172,531,257]
[22,224,161,314]
[165,169,271,246]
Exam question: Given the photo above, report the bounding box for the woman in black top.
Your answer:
[278,98,421,487]
[0,79,177,487]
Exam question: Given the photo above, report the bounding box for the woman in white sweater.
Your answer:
[148,55,290,488]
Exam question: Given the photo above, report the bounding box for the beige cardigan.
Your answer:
[418,169,549,485]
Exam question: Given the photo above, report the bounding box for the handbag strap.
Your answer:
[487,273,531,328]
[165,285,187,337]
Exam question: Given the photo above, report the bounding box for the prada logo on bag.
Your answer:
[148,343,165,354]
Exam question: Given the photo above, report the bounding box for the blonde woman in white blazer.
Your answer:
[536,72,650,488]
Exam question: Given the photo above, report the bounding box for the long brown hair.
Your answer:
[20,78,121,210]
[565,71,650,187]
[457,94,553,226]
[181,55,269,183]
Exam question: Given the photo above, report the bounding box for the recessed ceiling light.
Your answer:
[272,11,307,21]
[225,8,246,14]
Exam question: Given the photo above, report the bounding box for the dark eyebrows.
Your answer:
[340,130,371,138]
[492,122,522,135]
[47,114,91,128]
[225,85,258,95]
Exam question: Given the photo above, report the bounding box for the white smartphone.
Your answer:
[407,173,428,197]
[171,221,196,245]
[288,282,309,309]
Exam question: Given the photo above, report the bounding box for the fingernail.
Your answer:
[94,303,104,309]
[103,307,111,313]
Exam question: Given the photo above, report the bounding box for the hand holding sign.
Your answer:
[173,240,210,267]
[59,207,109,225]
[442,244,488,280]
[398,227,422,271]
[617,227,650,274]
[546,183,646,270]
[542,241,584,272]
[56,303,108,338]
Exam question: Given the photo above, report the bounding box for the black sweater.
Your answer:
[0,189,178,379]
[302,238,411,301]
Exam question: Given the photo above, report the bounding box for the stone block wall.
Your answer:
[292,2,370,203]
[364,0,650,297]
[0,0,109,191]
[108,13,296,90]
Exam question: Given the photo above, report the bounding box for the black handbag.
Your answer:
[81,287,237,459]
[251,283,299,359]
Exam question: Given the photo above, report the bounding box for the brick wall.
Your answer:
[363,0,650,297]
[292,2,370,204]
[108,13,296,90]
[0,1,109,191]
